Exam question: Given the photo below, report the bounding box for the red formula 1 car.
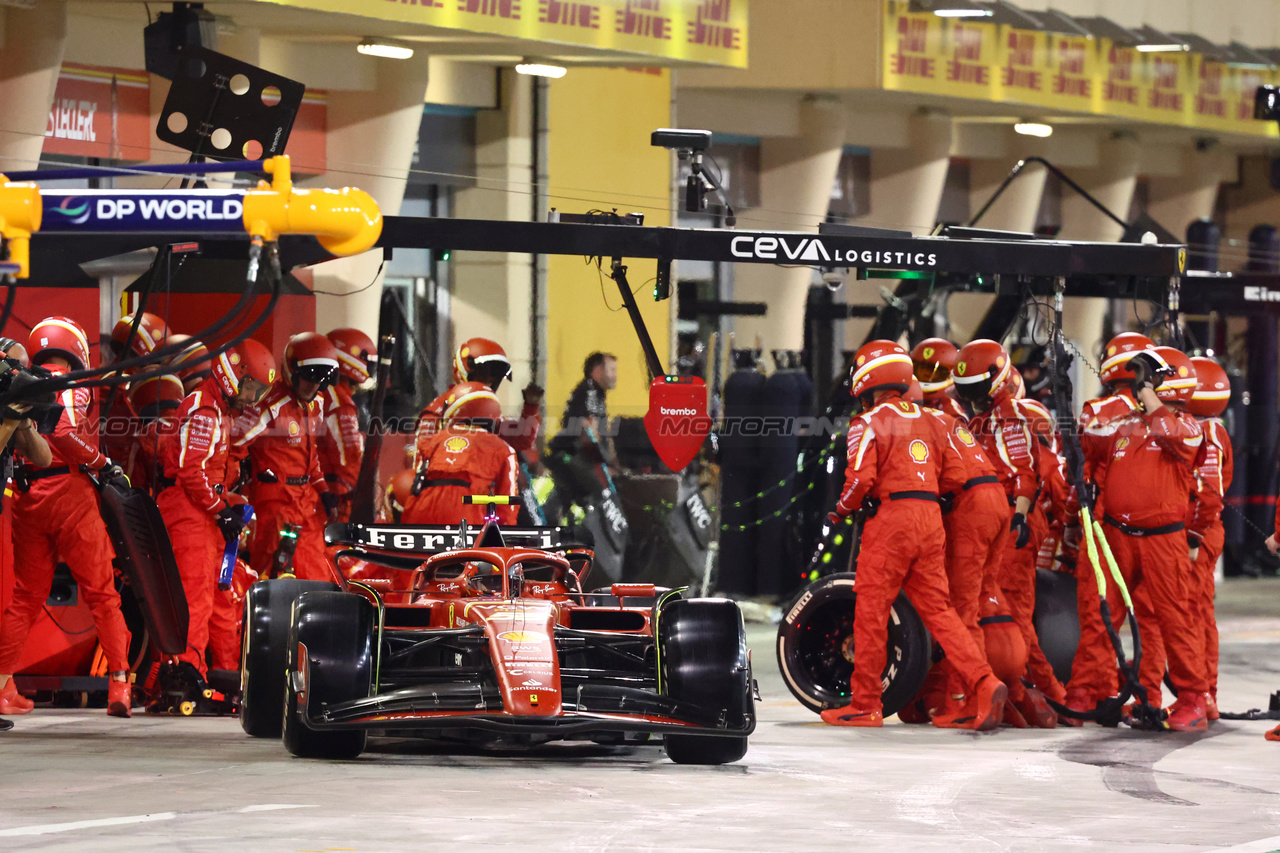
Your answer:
[239,497,755,765]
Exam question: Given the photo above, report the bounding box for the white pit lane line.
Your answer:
[0,805,315,837]
[1206,837,1280,853]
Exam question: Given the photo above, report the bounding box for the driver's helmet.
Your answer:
[464,561,503,595]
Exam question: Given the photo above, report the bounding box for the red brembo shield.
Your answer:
[643,376,710,473]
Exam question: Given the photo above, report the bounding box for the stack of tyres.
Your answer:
[756,353,812,599]
[717,351,765,596]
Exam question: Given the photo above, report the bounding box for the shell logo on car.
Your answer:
[497,631,541,643]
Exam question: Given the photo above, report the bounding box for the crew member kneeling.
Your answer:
[403,382,518,526]
[821,341,1005,730]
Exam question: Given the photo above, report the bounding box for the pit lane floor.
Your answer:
[4,580,1280,852]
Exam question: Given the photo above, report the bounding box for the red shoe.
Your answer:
[1059,687,1091,728]
[1165,691,1208,733]
[820,705,883,727]
[934,675,1006,731]
[0,678,33,715]
[1014,687,1059,729]
[1205,693,1219,722]
[107,680,132,718]
[1002,702,1029,728]
[1266,723,1280,742]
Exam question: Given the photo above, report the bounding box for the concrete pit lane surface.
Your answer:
[4,580,1280,853]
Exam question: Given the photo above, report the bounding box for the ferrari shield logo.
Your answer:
[908,439,929,463]
[956,362,967,376]
[1179,248,1187,274]
[923,347,934,360]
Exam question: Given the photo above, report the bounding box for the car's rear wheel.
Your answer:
[775,574,931,718]
[658,598,752,765]
[240,578,338,738]
[283,590,374,760]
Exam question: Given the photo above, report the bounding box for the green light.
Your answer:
[808,570,819,581]
[822,553,832,564]
[440,250,451,261]
[833,535,844,546]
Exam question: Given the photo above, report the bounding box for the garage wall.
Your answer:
[545,68,673,428]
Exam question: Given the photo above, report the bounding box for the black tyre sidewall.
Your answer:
[282,590,374,759]
[240,579,338,738]
[775,573,931,717]
[658,598,752,765]
[1032,568,1080,687]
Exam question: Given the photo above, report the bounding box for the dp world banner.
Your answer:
[883,0,1277,137]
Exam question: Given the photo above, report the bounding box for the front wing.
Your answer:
[295,682,755,738]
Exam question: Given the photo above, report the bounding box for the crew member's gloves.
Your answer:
[826,511,845,528]
[1010,512,1031,550]
[320,491,340,520]
[860,495,881,519]
[1128,351,1168,391]
[1188,534,1201,565]
[215,506,247,544]
[522,383,545,407]
[98,462,130,491]
[1062,524,1082,550]
[939,493,955,514]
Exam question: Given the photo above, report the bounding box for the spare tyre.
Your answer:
[776,573,930,717]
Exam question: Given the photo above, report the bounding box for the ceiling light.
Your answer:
[516,62,567,78]
[1014,122,1053,137]
[357,38,414,60]
[1136,43,1189,53]
[933,8,993,17]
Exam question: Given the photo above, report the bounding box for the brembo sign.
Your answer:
[41,191,247,233]
[729,235,938,267]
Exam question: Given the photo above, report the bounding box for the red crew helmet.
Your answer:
[169,335,212,389]
[1187,357,1231,418]
[212,339,278,398]
[110,312,168,359]
[1005,367,1026,400]
[453,337,511,388]
[128,374,186,420]
[442,381,503,426]
[849,340,914,399]
[1152,346,1196,406]
[910,338,959,396]
[283,332,340,388]
[905,377,924,403]
[29,316,92,371]
[327,328,376,385]
[952,339,1013,404]
[1100,332,1155,385]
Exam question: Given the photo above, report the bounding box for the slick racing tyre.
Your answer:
[1032,568,1079,686]
[776,573,931,718]
[283,590,375,760]
[658,598,752,765]
[240,578,339,738]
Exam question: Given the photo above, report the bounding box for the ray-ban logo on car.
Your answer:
[730,235,938,267]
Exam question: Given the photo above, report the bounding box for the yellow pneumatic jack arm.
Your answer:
[241,156,383,256]
[0,177,42,279]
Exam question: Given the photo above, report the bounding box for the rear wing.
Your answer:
[325,522,564,555]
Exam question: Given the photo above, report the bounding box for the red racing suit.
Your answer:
[924,390,969,423]
[403,425,518,526]
[413,391,541,465]
[156,377,246,674]
[836,396,994,713]
[1189,417,1231,698]
[968,388,1062,700]
[235,380,335,584]
[1068,388,1144,701]
[924,409,1009,708]
[0,371,131,675]
[1094,405,1209,706]
[318,382,364,518]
